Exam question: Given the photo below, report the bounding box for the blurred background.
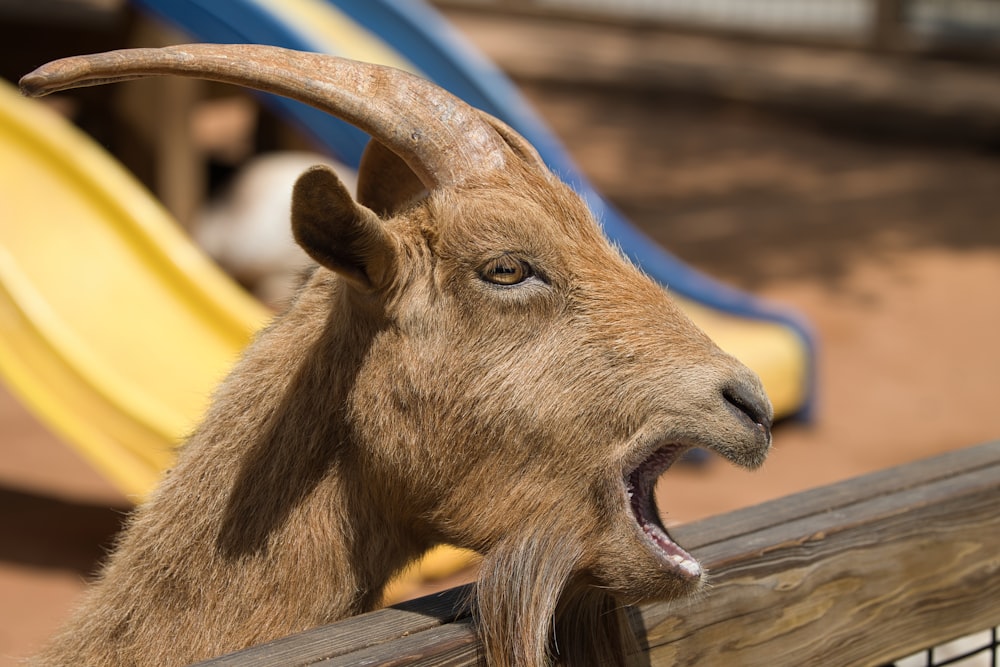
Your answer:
[1,0,999,663]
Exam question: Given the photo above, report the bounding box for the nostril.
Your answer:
[723,383,773,431]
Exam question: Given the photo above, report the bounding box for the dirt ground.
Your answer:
[2,53,1000,667]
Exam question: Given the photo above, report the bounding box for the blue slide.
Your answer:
[131,0,816,419]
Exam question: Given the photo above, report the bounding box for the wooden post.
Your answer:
[116,18,205,229]
[873,0,905,51]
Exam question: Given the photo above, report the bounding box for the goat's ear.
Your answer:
[356,140,427,217]
[291,165,396,292]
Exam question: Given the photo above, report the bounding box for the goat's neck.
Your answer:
[184,277,424,606]
[52,275,425,664]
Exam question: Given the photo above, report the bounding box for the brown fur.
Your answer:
[25,48,773,667]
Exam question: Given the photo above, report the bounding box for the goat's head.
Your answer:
[22,45,772,664]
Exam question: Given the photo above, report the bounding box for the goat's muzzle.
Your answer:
[616,368,772,590]
[712,370,774,470]
[723,380,773,440]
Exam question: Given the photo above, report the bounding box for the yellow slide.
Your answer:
[0,79,271,497]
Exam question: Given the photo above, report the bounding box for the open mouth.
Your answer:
[625,444,702,579]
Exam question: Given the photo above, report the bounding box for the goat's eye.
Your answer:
[480,255,532,286]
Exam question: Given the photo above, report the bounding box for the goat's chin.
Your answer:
[590,548,705,607]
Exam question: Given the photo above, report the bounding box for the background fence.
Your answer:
[434,0,1000,56]
[891,626,998,666]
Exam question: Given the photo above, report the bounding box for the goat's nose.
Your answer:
[722,380,773,434]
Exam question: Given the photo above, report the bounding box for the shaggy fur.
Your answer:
[22,46,772,667]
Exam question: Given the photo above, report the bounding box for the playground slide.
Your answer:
[133,0,815,420]
[0,79,272,497]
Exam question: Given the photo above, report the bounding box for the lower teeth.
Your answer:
[642,525,701,576]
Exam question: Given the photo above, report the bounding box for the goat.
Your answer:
[20,44,773,667]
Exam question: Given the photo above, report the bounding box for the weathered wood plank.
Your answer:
[192,586,473,666]
[640,459,1000,665]
[196,441,1000,666]
[316,621,478,667]
[673,438,1000,552]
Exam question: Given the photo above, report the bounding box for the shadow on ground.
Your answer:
[0,486,126,575]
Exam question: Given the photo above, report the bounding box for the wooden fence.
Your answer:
[436,6,1000,146]
[433,0,1000,57]
[196,440,1000,666]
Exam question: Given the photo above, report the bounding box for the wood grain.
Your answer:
[642,458,1000,666]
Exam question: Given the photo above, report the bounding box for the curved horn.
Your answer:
[19,44,508,189]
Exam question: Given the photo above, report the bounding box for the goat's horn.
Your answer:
[19,44,507,189]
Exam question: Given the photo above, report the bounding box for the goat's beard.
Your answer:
[473,524,639,667]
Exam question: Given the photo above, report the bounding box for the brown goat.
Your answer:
[20,44,772,667]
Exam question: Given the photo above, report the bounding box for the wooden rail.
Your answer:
[197,441,1000,666]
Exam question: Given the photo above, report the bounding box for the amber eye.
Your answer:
[480,254,532,286]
